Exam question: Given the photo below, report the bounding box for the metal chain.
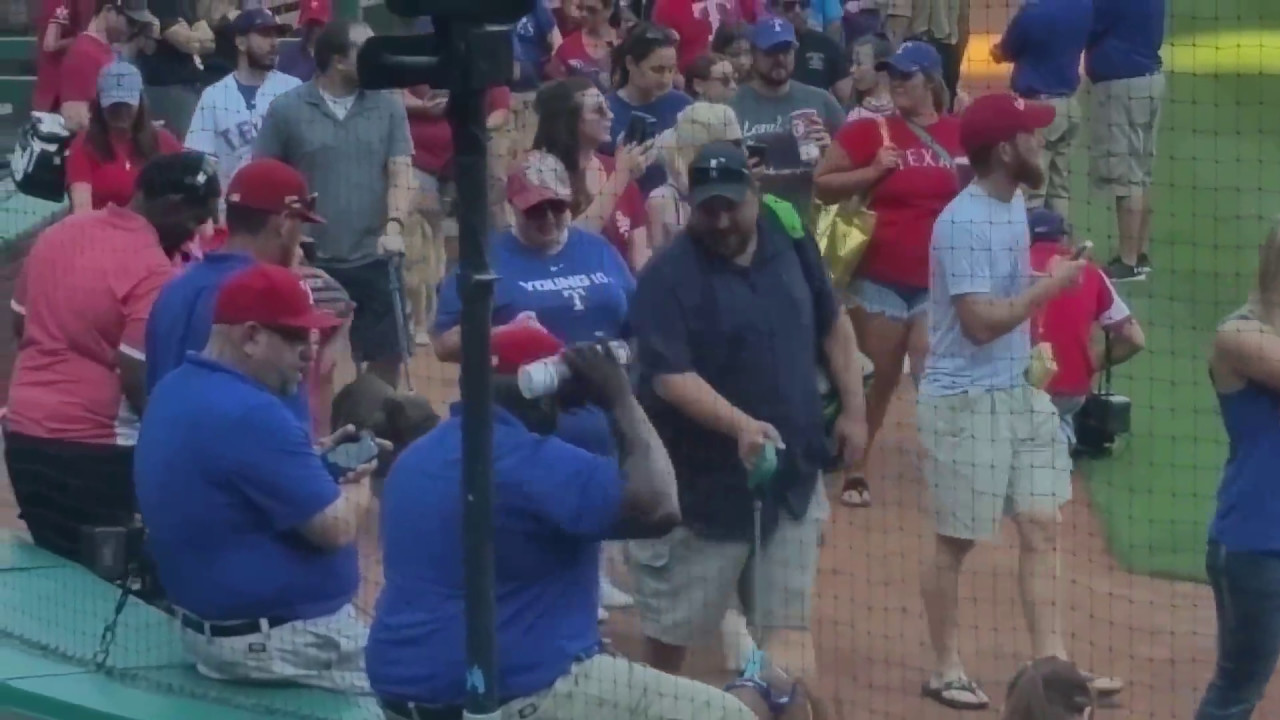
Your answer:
[92,582,132,670]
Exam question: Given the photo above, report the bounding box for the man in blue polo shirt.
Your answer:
[627,142,867,686]
[367,324,758,720]
[991,0,1093,219]
[136,263,375,693]
[145,158,351,428]
[1084,0,1166,281]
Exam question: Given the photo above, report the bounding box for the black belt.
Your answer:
[177,612,296,638]
[379,699,464,720]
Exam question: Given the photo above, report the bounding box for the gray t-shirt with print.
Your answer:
[729,81,845,220]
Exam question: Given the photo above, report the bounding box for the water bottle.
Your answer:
[516,340,633,399]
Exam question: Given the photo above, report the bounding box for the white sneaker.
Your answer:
[598,606,609,623]
[721,609,758,672]
[600,578,634,609]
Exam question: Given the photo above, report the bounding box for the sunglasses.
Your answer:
[523,199,570,218]
[635,26,677,44]
[284,192,320,216]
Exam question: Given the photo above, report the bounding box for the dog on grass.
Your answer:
[331,373,440,494]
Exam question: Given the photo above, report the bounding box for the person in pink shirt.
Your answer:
[5,151,218,567]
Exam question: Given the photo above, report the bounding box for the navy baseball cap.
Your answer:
[1028,207,1067,241]
[750,15,797,51]
[231,8,292,36]
[688,141,752,206]
[876,40,942,75]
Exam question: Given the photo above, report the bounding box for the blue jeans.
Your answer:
[1195,542,1280,720]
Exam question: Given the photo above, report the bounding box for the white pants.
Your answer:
[178,603,371,693]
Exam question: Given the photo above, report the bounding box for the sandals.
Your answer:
[839,474,872,508]
[921,675,990,711]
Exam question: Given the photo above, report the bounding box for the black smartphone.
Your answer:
[323,430,380,481]
[745,141,767,165]
[622,113,655,146]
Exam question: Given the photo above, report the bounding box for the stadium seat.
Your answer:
[0,531,383,720]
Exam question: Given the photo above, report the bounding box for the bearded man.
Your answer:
[915,93,1123,711]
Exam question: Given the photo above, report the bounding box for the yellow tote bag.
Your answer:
[814,115,891,288]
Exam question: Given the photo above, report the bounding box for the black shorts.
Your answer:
[319,257,410,365]
[5,431,136,563]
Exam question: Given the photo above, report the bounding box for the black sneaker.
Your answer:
[1136,252,1152,274]
[1105,257,1145,282]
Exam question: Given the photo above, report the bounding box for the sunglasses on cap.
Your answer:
[285,192,320,217]
[633,25,677,44]
[524,199,571,219]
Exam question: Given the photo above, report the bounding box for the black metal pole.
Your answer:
[447,22,501,720]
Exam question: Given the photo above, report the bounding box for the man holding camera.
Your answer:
[628,141,867,691]
[135,263,377,693]
[368,322,759,719]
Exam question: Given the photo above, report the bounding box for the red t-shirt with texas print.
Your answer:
[594,153,647,268]
[652,0,762,73]
[836,114,964,289]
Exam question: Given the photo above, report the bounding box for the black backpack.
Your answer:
[11,112,72,203]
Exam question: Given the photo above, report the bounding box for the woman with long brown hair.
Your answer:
[813,41,962,509]
[533,75,652,269]
[65,59,182,214]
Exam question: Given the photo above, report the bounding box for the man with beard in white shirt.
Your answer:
[185,8,301,210]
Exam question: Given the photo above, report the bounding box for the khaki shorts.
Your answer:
[178,603,370,694]
[1026,95,1081,208]
[383,654,756,720]
[917,386,1071,540]
[1088,73,1166,197]
[627,486,828,648]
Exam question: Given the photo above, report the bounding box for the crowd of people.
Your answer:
[8,0,1236,717]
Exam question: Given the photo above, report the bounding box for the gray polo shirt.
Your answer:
[254,82,413,267]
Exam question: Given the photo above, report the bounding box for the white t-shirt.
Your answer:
[921,183,1033,396]
[319,88,357,120]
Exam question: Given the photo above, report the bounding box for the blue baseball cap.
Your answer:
[97,60,143,108]
[876,40,942,75]
[750,15,797,51]
[1028,207,1068,241]
[230,8,292,36]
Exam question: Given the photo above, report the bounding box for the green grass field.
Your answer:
[1072,0,1280,582]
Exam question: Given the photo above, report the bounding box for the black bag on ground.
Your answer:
[1073,332,1132,458]
[11,112,72,203]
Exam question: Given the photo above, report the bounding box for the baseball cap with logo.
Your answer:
[688,141,753,207]
[507,151,574,212]
[231,8,292,35]
[750,15,797,50]
[491,322,565,375]
[109,0,157,25]
[226,159,325,223]
[1028,207,1067,242]
[959,92,1056,156]
[97,60,143,108]
[876,40,942,75]
[136,151,222,204]
[214,264,342,331]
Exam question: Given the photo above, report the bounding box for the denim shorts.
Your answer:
[847,277,928,320]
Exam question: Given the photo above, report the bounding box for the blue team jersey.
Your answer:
[366,404,623,705]
[135,355,358,621]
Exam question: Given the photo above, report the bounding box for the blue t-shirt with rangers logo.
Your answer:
[433,226,634,455]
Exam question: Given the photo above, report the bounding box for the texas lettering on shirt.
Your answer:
[217,116,263,155]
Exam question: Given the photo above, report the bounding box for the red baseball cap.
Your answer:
[298,0,331,26]
[506,151,573,213]
[214,264,342,331]
[491,322,564,375]
[959,93,1056,157]
[225,159,325,223]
